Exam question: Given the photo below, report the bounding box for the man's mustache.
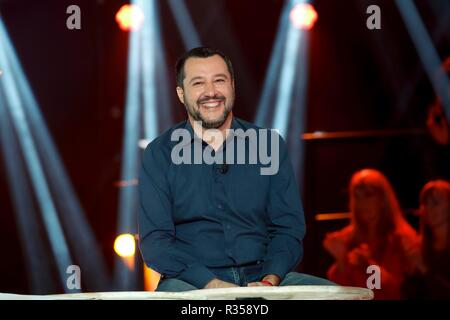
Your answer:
[197,95,225,104]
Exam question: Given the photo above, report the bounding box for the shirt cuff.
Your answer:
[261,259,290,281]
[177,264,217,289]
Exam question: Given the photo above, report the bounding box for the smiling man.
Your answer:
[138,47,334,291]
[176,53,234,130]
[174,49,235,152]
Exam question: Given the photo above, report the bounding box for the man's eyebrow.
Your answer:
[188,74,229,84]
[214,73,229,79]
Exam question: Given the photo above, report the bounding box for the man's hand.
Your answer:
[204,278,239,289]
[248,274,281,287]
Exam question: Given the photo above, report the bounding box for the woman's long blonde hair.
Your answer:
[348,169,409,259]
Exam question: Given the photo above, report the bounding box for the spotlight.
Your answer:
[143,265,161,291]
[0,16,109,292]
[114,234,136,257]
[138,139,150,149]
[289,3,318,30]
[116,4,145,31]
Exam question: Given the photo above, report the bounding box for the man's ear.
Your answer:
[176,86,185,104]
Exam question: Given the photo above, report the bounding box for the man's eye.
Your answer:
[193,82,203,86]
[215,79,225,83]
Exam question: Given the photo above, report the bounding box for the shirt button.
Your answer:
[217,204,223,209]
[226,225,231,230]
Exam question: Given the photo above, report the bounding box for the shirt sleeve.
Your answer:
[260,134,306,280]
[138,144,216,289]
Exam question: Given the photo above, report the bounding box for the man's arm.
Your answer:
[139,144,220,289]
[259,135,306,283]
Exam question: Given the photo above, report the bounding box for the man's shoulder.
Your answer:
[234,118,286,149]
[143,121,187,162]
[233,117,267,131]
[146,121,186,149]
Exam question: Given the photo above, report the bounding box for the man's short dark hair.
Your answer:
[175,47,235,88]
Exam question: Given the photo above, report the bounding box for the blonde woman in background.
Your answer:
[323,169,420,299]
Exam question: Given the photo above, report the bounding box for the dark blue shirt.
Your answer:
[138,117,305,288]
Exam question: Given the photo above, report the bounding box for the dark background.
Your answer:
[0,0,448,294]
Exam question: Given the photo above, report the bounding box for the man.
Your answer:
[139,47,333,291]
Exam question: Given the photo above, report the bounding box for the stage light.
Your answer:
[143,265,161,291]
[167,0,201,49]
[289,3,318,30]
[114,234,136,258]
[0,83,56,293]
[255,0,311,184]
[115,0,167,290]
[0,20,75,291]
[138,139,150,149]
[0,17,109,291]
[395,0,450,123]
[255,1,290,127]
[116,4,145,31]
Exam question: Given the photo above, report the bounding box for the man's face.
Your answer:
[177,55,235,129]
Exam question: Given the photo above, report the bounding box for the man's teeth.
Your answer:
[202,101,221,108]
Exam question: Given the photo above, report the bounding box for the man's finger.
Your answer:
[247,282,262,287]
[248,282,271,287]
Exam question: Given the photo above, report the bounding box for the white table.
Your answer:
[0,286,373,300]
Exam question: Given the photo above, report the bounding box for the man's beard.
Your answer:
[186,94,234,129]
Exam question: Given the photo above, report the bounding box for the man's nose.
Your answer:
[204,81,217,97]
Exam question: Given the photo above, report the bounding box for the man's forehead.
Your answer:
[184,55,229,77]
